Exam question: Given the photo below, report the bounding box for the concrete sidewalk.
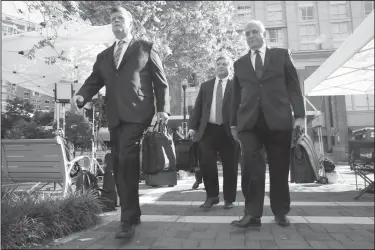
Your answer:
[47,166,374,249]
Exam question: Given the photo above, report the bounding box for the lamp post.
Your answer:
[182,81,188,121]
[181,80,188,138]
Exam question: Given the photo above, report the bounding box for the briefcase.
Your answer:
[141,121,176,175]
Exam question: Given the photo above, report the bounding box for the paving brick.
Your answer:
[245,230,275,241]
[214,239,246,249]
[197,240,215,249]
[340,241,375,249]
[216,231,231,241]
[300,232,335,241]
[260,240,279,249]
[190,230,217,240]
[306,240,330,249]
[329,233,353,243]
[308,224,328,233]
[152,237,183,249]
[321,224,352,233]
[275,239,312,249]
[244,240,262,249]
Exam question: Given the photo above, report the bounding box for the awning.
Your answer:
[304,11,374,96]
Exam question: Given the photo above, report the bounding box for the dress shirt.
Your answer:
[209,76,228,124]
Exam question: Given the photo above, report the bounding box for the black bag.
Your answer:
[99,152,118,212]
[175,139,193,171]
[290,127,327,184]
[141,121,176,175]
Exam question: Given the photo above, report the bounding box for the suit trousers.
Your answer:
[199,123,239,202]
[238,110,292,218]
[110,122,147,224]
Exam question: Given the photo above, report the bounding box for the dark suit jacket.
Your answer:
[230,47,305,132]
[76,39,170,130]
[188,78,234,142]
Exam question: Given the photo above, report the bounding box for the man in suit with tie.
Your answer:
[74,6,170,239]
[188,54,240,210]
[230,20,305,228]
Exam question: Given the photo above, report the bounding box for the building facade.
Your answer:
[2,13,38,36]
[231,1,374,162]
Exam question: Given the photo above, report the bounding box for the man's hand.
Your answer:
[187,129,196,139]
[294,117,305,131]
[157,112,169,123]
[231,126,240,143]
[74,95,84,109]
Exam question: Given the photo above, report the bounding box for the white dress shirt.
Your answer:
[114,35,133,69]
[250,42,267,70]
[209,76,228,124]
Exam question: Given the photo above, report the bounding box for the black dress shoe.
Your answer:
[199,197,219,209]
[231,215,261,228]
[115,223,135,239]
[275,215,290,227]
[192,181,201,189]
[224,201,234,209]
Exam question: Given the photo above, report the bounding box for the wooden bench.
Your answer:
[1,136,90,196]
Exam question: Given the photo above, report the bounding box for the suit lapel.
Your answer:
[206,78,215,108]
[118,38,138,70]
[222,78,232,109]
[262,46,271,77]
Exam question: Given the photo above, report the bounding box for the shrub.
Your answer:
[1,188,103,249]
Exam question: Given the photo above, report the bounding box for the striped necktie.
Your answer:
[114,40,125,68]
[215,79,223,125]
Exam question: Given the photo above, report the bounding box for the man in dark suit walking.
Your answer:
[188,54,240,210]
[230,20,305,228]
[74,6,170,239]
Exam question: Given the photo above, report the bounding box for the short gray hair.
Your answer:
[110,6,133,24]
[244,20,266,33]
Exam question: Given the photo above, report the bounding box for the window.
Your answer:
[299,24,317,50]
[364,1,374,15]
[300,24,317,41]
[44,106,50,110]
[37,99,42,104]
[45,100,50,104]
[267,3,283,23]
[298,2,315,21]
[238,13,252,17]
[238,5,251,10]
[33,91,40,96]
[24,91,30,96]
[32,99,36,104]
[330,1,348,19]
[332,22,350,39]
[36,104,41,110]
[267,28,283,44]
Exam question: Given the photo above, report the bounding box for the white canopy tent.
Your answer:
[2,23,114,96]
[304,11,374,96]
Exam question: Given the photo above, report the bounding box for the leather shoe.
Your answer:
[115,223,135,239]
[224,201,234,209]
[192,181,201,190]
[275,215,290,227]
[231,215,261,228]
[199,197,219,209]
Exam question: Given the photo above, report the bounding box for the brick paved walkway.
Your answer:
[47,166,374,249]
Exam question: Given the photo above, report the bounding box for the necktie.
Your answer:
[114,40,125,68]
[254,50,263,79]
[215,80,223,125]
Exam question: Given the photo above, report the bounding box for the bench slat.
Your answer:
[7,166,61,173]
[5,155,61,162]
[9,172,64,180]
[7,162,63,168]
